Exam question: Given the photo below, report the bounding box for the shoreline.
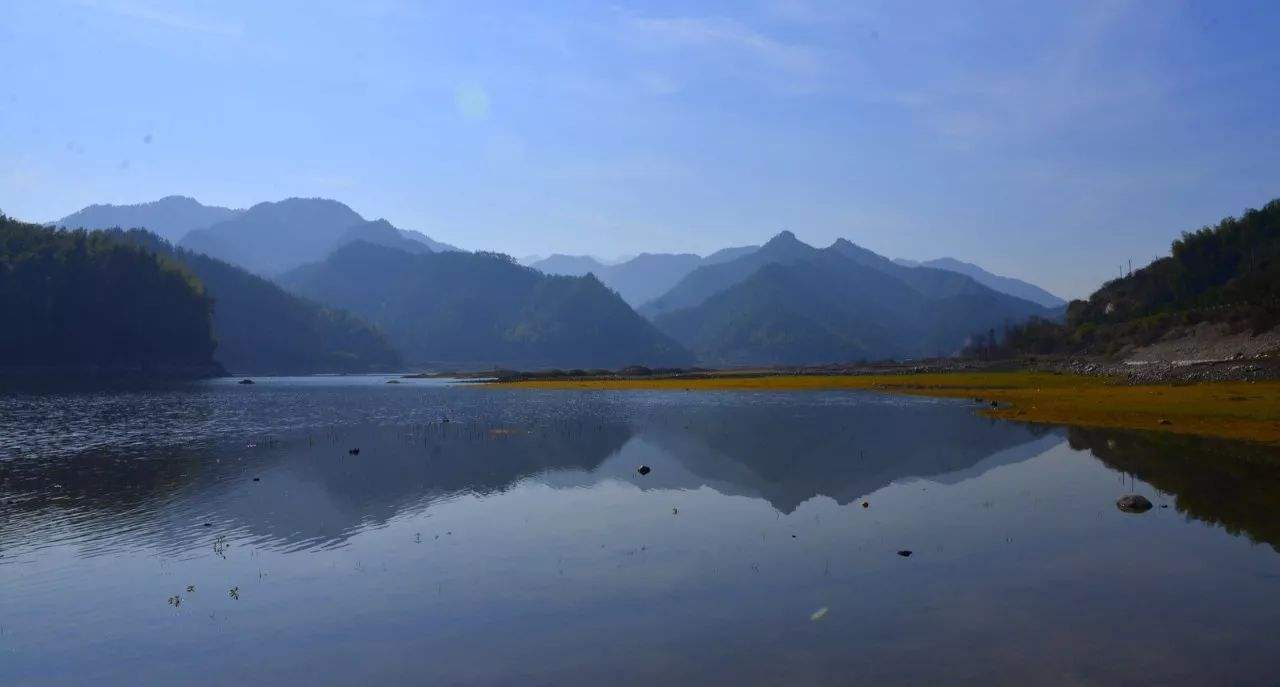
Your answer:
[495,370,1280,446]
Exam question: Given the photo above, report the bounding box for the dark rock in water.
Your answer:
[238,378,255,385]
[385,379,401,384]
[636,465,651,476]
[349,448,360,456]
[202,522,212,527]
[1158,418,1172,425]
[252,477,260,482]
[861,501,869,508]
[1116,494,1153,513]
[897,550,912,557]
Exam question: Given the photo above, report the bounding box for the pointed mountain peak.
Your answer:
[826,237,882,260]
[765,229,800,245]
[758,231,815,257]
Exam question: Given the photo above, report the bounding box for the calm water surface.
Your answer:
[2,376,1279,685]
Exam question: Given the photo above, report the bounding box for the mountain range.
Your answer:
[55,195,242,244]
[527,245,759,306]
[48,194,1066,370]
[650,231,1054,365]
[894,256,1066,308]
[56,196,462,275]
[534,247,1062,311]
[281,241,692,369]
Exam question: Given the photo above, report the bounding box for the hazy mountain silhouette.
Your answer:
[652,233,1050,365]
[336,219,434,255]
[639,231,816,317]
[702,245,761,265]
[115,230,402,375]
[531,248,759,306]
[398,228,463,253]
[602,253,705,304]
[180,197,365,274]
[528,254,610,276]
[282,241,693,369]
[178,197,459,275]
[55,195,241,243]
[895,256,1065,307]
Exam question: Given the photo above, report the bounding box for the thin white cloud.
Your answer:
[863,0,1173,149]
[628,15,823,90]
[79,0,244,37]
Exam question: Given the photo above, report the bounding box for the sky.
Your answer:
[2,1,1279,298]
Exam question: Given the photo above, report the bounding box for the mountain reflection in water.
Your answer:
[2,379,1279,686]
[3,387,1055,554]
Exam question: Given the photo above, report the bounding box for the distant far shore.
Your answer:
[470,351,1280,386]
[485,359,1280,446]
[0,363,226,381]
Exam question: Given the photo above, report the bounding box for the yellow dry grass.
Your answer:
[500,372,1280,445]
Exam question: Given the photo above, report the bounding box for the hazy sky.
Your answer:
[2,1,1278,297]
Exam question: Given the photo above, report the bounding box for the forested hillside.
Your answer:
[283,242,692,369]
[999,199,1280,356]
[116,231,402,375]
[0,216,218,373]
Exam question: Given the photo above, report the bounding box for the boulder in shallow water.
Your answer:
[1116,494,1153,513]
[237,378,255,385]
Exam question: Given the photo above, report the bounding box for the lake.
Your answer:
[2,376,1279,685]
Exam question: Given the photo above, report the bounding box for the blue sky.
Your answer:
[2,0,1278,297]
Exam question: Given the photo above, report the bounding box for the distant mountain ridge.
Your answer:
[639,231,815,318]
[55,195,242,243]
[282,241,693,369]
[58,196,461,275]
[649,232,1052,365]
[895,256,1065,308]
[529,246,759,306]
[180,198,368,274]
[337,219,434,255]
